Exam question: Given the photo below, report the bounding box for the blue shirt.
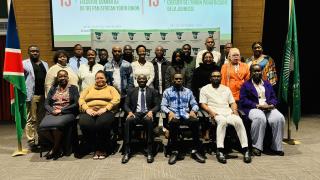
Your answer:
[68,56,88,74]
[104,59,134,97]
[161,86,199,119]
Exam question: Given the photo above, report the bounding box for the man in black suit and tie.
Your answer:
[122,74,160,164]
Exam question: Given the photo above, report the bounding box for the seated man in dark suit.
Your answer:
[161,73,205,165]
[122,74,160,164]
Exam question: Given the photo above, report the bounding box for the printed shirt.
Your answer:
[161,86,199,119]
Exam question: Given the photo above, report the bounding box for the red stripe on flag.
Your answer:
[10,84,15,104]
[4,51,24,73]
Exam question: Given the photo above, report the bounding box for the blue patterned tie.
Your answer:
[77,58,81,68]
[141,88,146,112]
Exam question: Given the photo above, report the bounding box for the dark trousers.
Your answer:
[79,111,114,152]
[168,117,200,152]
[124,112,154,153]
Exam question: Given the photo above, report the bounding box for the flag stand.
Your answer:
[283,106,300,145]
[12,140,28,157]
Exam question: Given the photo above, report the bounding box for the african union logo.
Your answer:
[208,31,215,38]
[128,32,136,40]
[176,32,183,40]
[146,49,152,56]
[192,31,199,39]
[95,32,103,40]
[163,49,168,56]
[192,48,200,55]
[144,33,152,40]
[160,32,168,40]
[112,32,119,40]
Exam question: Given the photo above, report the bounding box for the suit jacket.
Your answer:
[239,79,278,120]
[45,84,80,115]
[124,87,160,114]
[151,58,170,93]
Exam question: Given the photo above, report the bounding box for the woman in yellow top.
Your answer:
[79,70,120,159]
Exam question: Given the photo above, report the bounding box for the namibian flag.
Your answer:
[3,0,27,143]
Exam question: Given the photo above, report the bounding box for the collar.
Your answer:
[139,87,146,91]
[112,58,122,66]
[173,86,184,91]
[252,79,264,86]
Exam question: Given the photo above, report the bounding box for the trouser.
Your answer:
[124,112,154,153]
[168,117,200,152]
[25,95,45,143]
[248,108,285,151]
[215,114,248,149]
[79,111,115,151]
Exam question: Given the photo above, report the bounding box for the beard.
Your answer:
[252,74,262,84]
[212,80,220,88]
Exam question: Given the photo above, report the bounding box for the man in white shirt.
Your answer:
[151,45,170,95]
[200,71,251,164]
[195,37,221,68]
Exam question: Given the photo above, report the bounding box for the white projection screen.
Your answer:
[50,0,232,48]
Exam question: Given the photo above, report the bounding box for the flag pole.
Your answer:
[11,87,28,157]
[12,139,28,157]
[283,93,300,145]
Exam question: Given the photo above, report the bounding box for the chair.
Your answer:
[241,113,273,152]
[38,118,79,158]
[122,111,164,155]
[199,109,243,154]
[163,112,204,157]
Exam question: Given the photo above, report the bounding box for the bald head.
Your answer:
[155,45,164,59]
[112,45,122,61]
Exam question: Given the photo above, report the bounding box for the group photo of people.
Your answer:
[22,37,285,165]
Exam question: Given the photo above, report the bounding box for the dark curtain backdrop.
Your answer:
[0,36,12,121]
[263,0,316,114]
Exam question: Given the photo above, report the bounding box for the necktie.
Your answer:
[141,89,146,112]
[77,58,81,68]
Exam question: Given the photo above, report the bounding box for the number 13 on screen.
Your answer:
[149,0,159,7]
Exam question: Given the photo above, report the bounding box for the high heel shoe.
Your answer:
[52,151,63,160]
[46,150,63,160]
[46,150,55,160]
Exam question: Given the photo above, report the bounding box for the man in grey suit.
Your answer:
[122,75,160,164]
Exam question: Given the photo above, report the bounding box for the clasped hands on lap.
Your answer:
[168,111,197,122]
[86,106,107,116]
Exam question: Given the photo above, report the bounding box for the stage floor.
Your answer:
[0,115,320,180]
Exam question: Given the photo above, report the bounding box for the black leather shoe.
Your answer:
[273,150,284,156]
[243,150,252,163]
[252,147,261,156]
[121,153,130,164]
[216,151,226,164]
[191,152,205,163]
[147,153,154,163]
[168,152,178,165]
